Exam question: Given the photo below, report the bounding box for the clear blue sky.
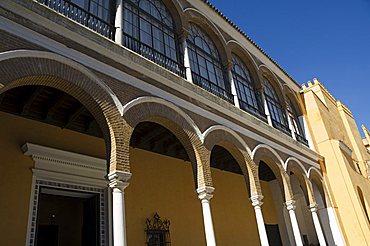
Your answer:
[209,0,370,136]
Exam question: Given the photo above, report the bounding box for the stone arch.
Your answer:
[259,64,286,107]
[123,96,209,188]
[285,157,314,205]
[284,84,305,117]
[227,40,263,90]
[308,167,330,208]
[252,144,293,200]
[160,0,185,34]
[0,50,127,174]
[183,8,229,63]
[202,125,259,196]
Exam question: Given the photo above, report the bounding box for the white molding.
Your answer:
[284,157,309,176]
[0,11,321,168]
[123,96,203,141]
[202,125,252,156]
[252,144,285,167]
[22,142,107,182]
[338,140,353,157]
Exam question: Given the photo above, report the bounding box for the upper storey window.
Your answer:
[187,24,233,103]
[231,55,265,120]
[122,0,185,77]
[264,80,290,135]
[37,0,115,38]
[71,0,112,23]
[287,98,308,145]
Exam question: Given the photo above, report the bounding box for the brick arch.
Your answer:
[202,125,260,196]
[285,157,314,205]
[123,97,210,188]
[183,8,229,63]
[308,167,331,208]
[252,144,294,200]
[0,50,128,174]
[161,0,185,34]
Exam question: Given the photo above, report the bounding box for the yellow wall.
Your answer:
[0,111,105,246]
[302,81,370,245]
[0,111,280,245]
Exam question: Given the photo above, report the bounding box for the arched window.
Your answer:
[287,98,308,145]
[70,0,113,23]
[264,79,290,134]
[187,24,233,103]
[122,0,184,77]
[231,54,265,120]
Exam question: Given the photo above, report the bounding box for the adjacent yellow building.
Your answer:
[301,78,370,245]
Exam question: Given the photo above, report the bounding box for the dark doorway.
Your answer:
[265,224,283,246]
[35,187,100,246]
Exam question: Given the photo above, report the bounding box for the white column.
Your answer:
[114,0,123,45]
[301,116,316,151]
[286,200,304,246]
[327,207,345,246]
[108,171,132,246]
[228,69,240,108]
[197,186,216,246]
[260,90,273,126]
[182,38,193,83]
[310,204,327,246]
[286,109,296,139]
[251,195,270,246]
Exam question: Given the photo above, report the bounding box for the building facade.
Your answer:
[0,0,354,245]
[301,79,370,244]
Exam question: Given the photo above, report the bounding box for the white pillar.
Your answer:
[197,186,216,246]
[286,109,296,139]
[251,195,270,246]
[327,207,345,246]
[108,171,132,246]
[182,38,193,83]
[301,116,316,151]
[286,200,304,246]
[114,0,123,45]
[310,204,327,246]
[260,90,273,126]
[228,69,240,108]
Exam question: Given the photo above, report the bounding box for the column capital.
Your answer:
[108,171,132,190]
[309,203,319,212]
[196,186,215,201]
[179,28,189,42]
[285,199,297,211]
[250,195,264,207]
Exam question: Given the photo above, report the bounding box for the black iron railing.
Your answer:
[36,0,115,39]
[295,133,309,146]
[271,118,292,136]
[191,72,234,104]
[239,100,267,122]
[123,34,186,78]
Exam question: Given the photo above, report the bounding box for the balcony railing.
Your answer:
[295,133,309,146]
[191,72,234,104]
[239,100,267,122]
[123,34,186,78]
[36,0,115,39]
[271,118,291,136]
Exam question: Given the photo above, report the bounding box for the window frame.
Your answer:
[187,23,233,103]
[122,0,184,76]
